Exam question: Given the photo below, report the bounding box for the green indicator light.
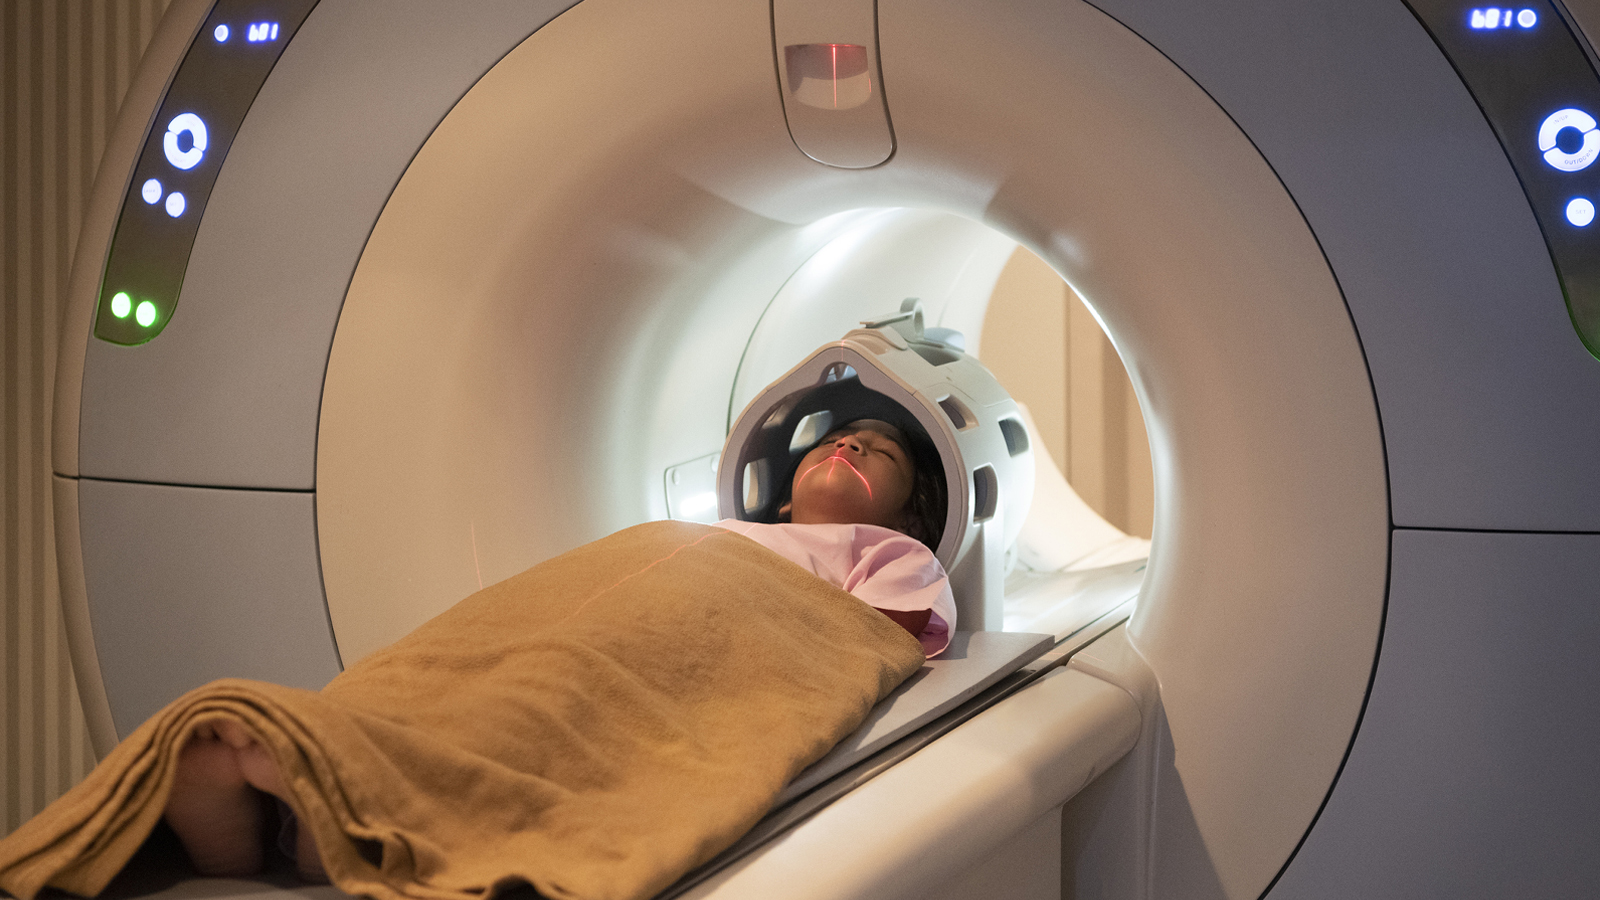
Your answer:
[135,301,157,327]
[110,292,132,318]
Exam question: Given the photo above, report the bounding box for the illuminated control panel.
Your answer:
[1406,0,1600,359]
[1468,7,1540,29]
[94,0,317,346]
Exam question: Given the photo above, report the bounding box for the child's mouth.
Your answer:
[802,454,874,498]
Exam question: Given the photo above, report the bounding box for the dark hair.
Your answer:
[899,427,948,553]
[775,417,948,554]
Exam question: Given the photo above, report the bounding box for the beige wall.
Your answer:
[981,247,1154,539]
[2,0,172,832]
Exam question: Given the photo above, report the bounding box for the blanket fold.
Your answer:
[0,521,925,900]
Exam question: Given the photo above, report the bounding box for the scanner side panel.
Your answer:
[1267,529,1600,898]
[78,479,339,737]
[1090,0,1600,530]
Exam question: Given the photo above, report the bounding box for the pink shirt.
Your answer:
[714,520,955,657]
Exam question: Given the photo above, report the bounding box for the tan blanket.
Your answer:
[0,521,925,900]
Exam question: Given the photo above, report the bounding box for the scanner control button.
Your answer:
[1539,108,1600,172]
[162,113,208,171]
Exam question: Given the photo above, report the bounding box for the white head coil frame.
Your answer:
[718,300,1034,630]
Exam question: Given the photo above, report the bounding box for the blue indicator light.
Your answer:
[1539,108,1600,171]
[162,113,208,170]
[1567,198,1596,226]
[214,24,230,42]
[141,178,162,204]
[1469,8,1537,29]
[247,22,280,42]
[165,192,187,218]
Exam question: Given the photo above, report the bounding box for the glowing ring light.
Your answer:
[1538,107,1600,172]
[162,112,209,170]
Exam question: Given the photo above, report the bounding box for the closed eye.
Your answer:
[862,435,906,462]
[816,427,908,463]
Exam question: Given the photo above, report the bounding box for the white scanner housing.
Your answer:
[45,0,1600,897]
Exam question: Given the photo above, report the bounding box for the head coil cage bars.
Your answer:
[719,299,1035,630]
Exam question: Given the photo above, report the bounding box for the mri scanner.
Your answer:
[47,0,1600,897]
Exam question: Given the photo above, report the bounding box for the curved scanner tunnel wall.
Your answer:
[52,1,1600,899]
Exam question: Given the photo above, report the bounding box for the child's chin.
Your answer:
[809,503,883,528]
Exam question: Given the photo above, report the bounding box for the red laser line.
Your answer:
[557,530,727,625]
[832,44,839,108]
[799,453,874,498]
[470,521,484,590]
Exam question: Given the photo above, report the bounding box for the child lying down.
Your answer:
[0,419,955,900]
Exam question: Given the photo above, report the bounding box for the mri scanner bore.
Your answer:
[41,0,1600,898]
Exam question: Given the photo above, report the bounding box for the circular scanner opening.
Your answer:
[704,208,1158,634]
[726,210,1155,546]
[700,208,1158,637]
[321,201,1154,662]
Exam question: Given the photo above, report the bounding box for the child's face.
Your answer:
[788,420,916,531]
